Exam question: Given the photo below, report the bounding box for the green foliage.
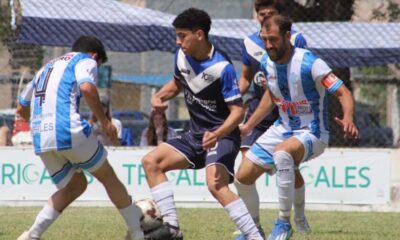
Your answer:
[2,207,400,240]
[357,66,389,75]
[371,0,400,21]
[0,2,12,43]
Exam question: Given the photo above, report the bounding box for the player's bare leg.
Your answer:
[91,160,144,240]
[18,172,87,240]
[142,144,189,239]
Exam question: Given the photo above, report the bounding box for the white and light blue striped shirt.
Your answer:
[19,52,97,154]
[261,48,343,140]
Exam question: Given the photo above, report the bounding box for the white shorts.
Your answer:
[39,134,107,189]
[246,124,328,171]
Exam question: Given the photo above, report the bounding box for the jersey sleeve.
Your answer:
[241,40,251,66]
[312,58,343,93]
[221,64,242,105]
[75,58,97,86]
[18,79,35,107]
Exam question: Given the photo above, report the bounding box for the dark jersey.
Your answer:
[174,45,242,140]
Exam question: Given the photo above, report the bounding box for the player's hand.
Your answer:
[151,96,168,113]
[202,131,218,151]
[101,121,119,145]
[239,124,251,139]
[334,117,358,139]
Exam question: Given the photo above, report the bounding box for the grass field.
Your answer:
[1,207,400,240]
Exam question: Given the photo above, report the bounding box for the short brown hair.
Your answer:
[262,15,292,35]
[254,0,283,13]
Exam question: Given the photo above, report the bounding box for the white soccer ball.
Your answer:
[135,198,163,232]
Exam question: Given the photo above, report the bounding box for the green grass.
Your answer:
[1,207,400,240]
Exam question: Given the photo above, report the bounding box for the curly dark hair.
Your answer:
[172,8,211,39]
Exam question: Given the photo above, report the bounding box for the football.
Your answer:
[135,198,163,232]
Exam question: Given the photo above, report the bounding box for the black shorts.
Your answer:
[166,132,240,183]
[240,127,265,149]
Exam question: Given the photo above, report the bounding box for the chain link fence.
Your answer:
[0,0,399,147]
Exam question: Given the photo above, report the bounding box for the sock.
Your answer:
[225,198,263,240]
[234,181,260,225]
[150,181,179,229]
[274,151,295,220]
[28,204,60,238]
[119,202,144,238]
[294,184,305,220]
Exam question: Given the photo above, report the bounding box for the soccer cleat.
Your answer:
[144,222,183,240]
[234,225,266,240]
[17,231,40,240]
[267,219,293,240]
[294,216,311,234]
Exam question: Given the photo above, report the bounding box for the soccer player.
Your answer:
[141,8,263,240]
[16,36,144,240]
[234,1,308,239]
[236,15,358,240]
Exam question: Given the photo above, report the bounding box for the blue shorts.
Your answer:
[240,127,265,149]
[166,132,240,183]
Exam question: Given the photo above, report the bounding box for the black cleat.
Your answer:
[144,222,183,240]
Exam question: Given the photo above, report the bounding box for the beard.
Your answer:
[267,46,285,62]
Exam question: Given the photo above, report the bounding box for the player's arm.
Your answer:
[314,58,358,139]
[151,78,182,112]
[76,58,118,143]
[80,82,117,143]
[202,64,244,150]
[332,84,358,139]
[240,88,275,137]
[203,103,244,151]
[239,41,253,95]
[16,80,35,121]
[239,64,253,94]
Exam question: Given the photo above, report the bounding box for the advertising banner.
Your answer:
[0,148,391,204]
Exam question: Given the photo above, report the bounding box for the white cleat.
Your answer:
[295,216,311,234]
[17,231,39,240]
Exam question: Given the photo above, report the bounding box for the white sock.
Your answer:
[294,184,305,220]
[274,151,295,220]
[234,181,260,225]
[119,202,144,238]
[150,181,179,228]
[225,199,263,240]
[29,204,60,238]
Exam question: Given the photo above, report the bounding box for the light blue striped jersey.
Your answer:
[260,48,343,138]
[18,52,97,154]
[242,30,307,99]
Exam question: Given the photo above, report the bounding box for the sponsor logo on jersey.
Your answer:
[201,72,215,82]
[274,98,312,115]
[181,68,191,75]
[254,51,263,56]
[254,71,267,90]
